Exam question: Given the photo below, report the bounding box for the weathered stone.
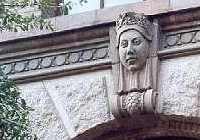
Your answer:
[15,61,26,72]
[81,50,93,61]
[163,30,200,49]
[166,35,179,46]
[69,52,80,63]
[94,47,108,59]
[19,82,70,140]
[110,12,157,118]
[43,70,113,135]
[0,0,171,43]
[194,31,200,42]
[55,55,66,66]
[170,0,200,9]
[41,56,53,68]
[2,2,200,139]
[180,32,193,44]
[159,55,200,116]
[28,59,40,70]
[1,64,12,74]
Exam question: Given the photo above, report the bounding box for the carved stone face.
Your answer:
[119,30,149,71]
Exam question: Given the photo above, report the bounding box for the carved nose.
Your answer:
[127,46,136,55]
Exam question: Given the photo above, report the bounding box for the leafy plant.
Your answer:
[0,0,88,32]
[0,1,88,139]
[0,0,52,32]
[0,69,35,140]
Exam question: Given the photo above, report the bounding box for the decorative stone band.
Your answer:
[162,30,200,50]
[119,89,157,117]
[0,45,109,75]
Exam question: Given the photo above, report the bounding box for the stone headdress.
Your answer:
[115,12,153,92]
[116,12,152,47]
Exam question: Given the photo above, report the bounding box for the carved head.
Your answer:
[116,12,152,71]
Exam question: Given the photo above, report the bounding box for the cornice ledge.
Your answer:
[159,40,200,59]
[2,0,200,43]
[159,7,200,31]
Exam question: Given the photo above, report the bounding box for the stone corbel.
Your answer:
[109,12,159,118]
[117,88,157,117]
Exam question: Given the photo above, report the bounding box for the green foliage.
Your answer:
[0,0,89,139]
[0,0,54,32]
[0,0,88,32]
[0,69,35,140]
[61,0,88,15]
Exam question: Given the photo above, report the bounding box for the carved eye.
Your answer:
[120,40,128,48]
[132,38,142,45]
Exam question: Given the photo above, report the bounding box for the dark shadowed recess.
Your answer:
[145,136,198,140]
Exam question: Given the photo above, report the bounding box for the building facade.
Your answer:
[1,0,200,139]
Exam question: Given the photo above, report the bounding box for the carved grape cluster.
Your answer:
[125,92,144,115]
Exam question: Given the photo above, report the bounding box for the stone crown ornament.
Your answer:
[116,12,152,44]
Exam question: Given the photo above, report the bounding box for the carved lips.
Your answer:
[126,56,137,65]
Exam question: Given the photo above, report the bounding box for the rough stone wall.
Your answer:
[19,70,113,139]
[159,55,200,116]
[0,24,111,139]
[158,22,200,118]
[2,1,200,140]
[20,82,70,140]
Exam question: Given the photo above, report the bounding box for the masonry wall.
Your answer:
[19,70,113,139]
[1,0,200,139]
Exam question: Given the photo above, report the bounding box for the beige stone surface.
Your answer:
[19,82,70,140]
[170,0,200,9]
[3,2,200,138]
[158,55,200,116]
[18,70,113,139]
[0,0,171,42]
[43,70,113,134]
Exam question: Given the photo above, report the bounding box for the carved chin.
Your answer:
[126,63,143,71]
[127,65,139,71]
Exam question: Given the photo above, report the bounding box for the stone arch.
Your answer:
[144,136,198,140]
[72,115,200,140]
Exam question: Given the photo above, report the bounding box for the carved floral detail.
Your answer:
[125,92,144,116]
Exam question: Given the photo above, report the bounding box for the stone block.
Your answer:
[43,70,113,135]
[19,82,70,140]
[171,0,200,9]
[159,55,200,116]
